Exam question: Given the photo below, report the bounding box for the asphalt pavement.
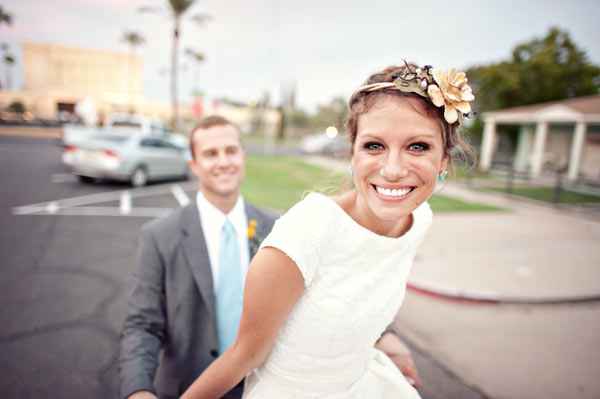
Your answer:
[0,136,485,399]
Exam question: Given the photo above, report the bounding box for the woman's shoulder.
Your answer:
[282,191,337,220]
[270,192,339,242]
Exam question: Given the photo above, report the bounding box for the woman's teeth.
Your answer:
[375,185,414,198]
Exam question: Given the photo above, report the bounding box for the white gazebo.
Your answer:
[480,95,600,182]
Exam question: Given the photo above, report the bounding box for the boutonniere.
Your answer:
[247,219,263,257]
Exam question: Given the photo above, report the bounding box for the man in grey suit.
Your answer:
[119,115,275,399]
[119,115,423,399]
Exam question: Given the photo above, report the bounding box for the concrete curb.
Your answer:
[407,279,600,305]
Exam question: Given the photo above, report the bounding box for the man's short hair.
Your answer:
[189,115,240,159]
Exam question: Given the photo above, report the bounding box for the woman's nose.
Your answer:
[380,154,409,180]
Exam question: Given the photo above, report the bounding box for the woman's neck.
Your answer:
[334,190,413,238]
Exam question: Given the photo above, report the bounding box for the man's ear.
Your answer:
[188,159,199,177]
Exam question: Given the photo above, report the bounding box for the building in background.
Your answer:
[0,41,280,135]
[480,95,600,182]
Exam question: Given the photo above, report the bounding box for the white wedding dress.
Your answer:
[243,192,431,399]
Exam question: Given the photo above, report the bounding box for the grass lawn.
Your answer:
[487,186,600,204]
[242,155,503,212]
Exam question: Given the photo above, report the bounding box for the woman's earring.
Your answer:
[348,165,353,176]
[437,169,448,184]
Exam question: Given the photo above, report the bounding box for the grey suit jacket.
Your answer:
[119,200,276,399]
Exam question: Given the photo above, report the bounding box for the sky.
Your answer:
[2,0,600,112]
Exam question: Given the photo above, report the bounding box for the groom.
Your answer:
[119,115,276,399]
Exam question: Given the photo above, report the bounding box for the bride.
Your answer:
[182,62,474,399]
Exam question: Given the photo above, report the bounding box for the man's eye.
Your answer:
[364,142,384,151]
[408,142,430,152]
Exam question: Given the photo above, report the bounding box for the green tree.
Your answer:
[121,31,145,112]
[468,27,600,112]
[8,100,25,114]
[140,1,211,130]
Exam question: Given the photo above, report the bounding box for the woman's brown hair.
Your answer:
[346,64,475,169]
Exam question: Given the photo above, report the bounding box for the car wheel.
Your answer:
[78,175,95,184]
[130,167,148,187]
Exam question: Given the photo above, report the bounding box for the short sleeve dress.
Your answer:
[243,192,432,399]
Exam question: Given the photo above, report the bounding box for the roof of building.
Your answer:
[483,94,600,123]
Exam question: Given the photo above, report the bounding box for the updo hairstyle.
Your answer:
[345,64,475,169]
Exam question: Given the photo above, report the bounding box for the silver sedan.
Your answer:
[62,134,189,187]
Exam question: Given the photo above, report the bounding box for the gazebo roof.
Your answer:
[482,94,600,124]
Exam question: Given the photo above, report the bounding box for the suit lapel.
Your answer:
[181,203,216,319]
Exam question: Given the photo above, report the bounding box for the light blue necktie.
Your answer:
[216,219,243,355]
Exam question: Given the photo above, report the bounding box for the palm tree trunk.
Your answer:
[171,17,181,130]
[128,46,133,112]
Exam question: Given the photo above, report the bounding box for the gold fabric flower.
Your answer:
[427,68,475,124]
[247,219,257,240]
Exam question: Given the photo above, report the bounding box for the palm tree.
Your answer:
[0,6,13,27]
[3,53,15,90]
[185,47,205,96]
[121,31,146,112]
[140,1,210,130]
[0,7,13,90]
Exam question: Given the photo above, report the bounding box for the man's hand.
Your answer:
[375,332,423,388]
[127,391,158,399]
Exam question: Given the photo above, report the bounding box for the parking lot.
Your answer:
[0,136,201,397]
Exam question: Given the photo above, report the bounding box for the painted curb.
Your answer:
[407,280,600,305]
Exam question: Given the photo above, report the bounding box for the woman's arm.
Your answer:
[181,247,305,399]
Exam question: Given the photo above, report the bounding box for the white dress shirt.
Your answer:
[196,192,250,290]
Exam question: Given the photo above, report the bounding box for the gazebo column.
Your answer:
[480,118,496,171]
[530,121,548,177]
[567,121,587,181]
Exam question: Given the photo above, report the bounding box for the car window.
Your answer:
[155,139,179,150]
[112,121,142,129]
[140,138,158,147]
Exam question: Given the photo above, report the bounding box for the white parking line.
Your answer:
[14,206,172,217]
[12,181,197,218]
[171,185,190,206]
[46,202,59,214]
[12,181,197,214]
[120,191,132,215]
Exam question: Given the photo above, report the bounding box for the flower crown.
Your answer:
[351,62,475,125]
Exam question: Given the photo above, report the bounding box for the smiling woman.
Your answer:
[182,62,475,399]
[341,63,475,237]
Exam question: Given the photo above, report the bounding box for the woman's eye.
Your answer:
[364,142,384,151]
[408,142,430,152]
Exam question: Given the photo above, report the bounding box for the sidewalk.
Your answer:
[304,155,600,304]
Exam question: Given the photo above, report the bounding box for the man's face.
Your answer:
[188,124,245,203]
